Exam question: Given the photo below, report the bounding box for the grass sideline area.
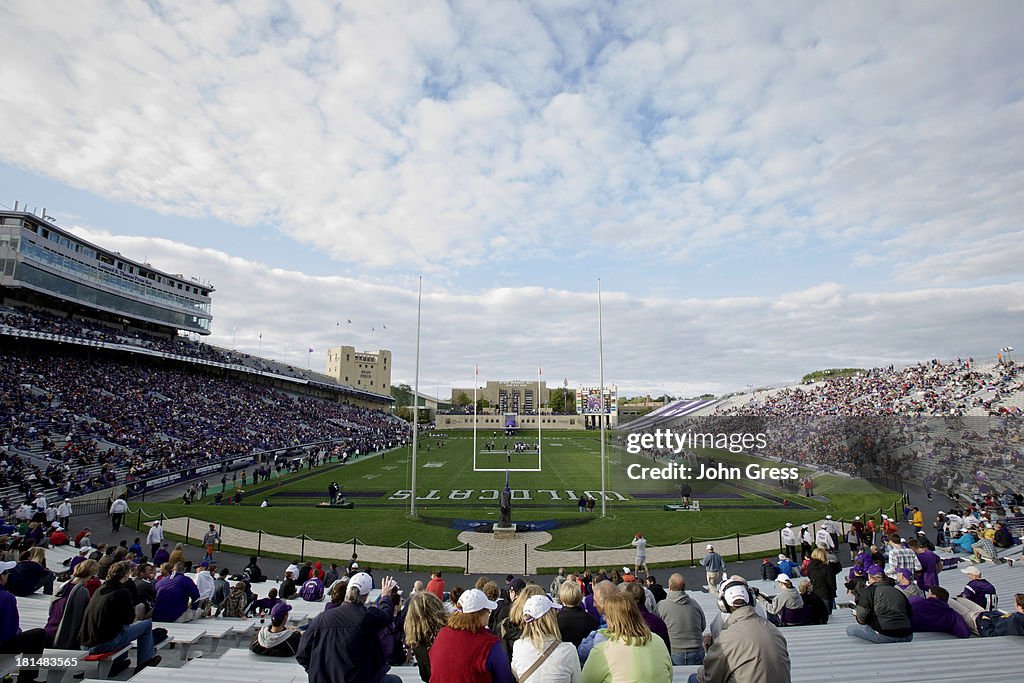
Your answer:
[130,430,902,552]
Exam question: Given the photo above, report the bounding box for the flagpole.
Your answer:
[537,365,542,465]
[410,277,422,516]
[598,279,607,517]
[473,365,478,469]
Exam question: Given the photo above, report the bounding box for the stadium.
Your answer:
[3,3,1024,683]
[2,206,1023,682]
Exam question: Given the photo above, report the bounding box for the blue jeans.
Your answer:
[845,623,912,644]
[88,619,154,664]
[672,649,705,665]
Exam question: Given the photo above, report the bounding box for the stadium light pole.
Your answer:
[598,279,607,517]
[410,277,423,517]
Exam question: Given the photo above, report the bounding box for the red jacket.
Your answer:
[429,627,499,683]
[426,577,445,601]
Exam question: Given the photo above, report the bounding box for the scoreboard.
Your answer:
[576,386,618,415]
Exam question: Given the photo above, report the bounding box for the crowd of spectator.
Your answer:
[722,359,1023,419]
[0,344,407,504]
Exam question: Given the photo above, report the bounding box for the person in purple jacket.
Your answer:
[959,566,998,609]
[0,560,47,683]
[910,539,941,590]
[153,561,201,622]
[908,587,969,638]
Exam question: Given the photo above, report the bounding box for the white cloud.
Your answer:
[67,227,1024,397]
[0,0,1020,287]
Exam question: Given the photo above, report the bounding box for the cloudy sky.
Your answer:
[1,1,1022,397]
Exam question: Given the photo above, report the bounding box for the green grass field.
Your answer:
[133,430,901,552]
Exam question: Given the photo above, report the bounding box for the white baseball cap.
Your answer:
[825,515,832,520]
[348,572,373,596]
[961,566,982,577]
[706,544,714,550]
[457,588,498,613]
[522,594,561,623]
[785,523,792,527]
[0,561,16,573]
[778,554,787,560]
[775,574,792,583]
[622,567,631,574]
[722,583,750,606]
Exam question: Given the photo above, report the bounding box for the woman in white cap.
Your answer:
[510,594,581,682]
[428,587,514,683]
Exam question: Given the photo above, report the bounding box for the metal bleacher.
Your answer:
[9,545,1024,682]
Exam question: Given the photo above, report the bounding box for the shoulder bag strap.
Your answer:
[517,639,561,683]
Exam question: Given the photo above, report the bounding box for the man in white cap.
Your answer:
[296,572,401,683]
[814,525,835,551]
[959,566,997,609]
[695,576,791,683]
[800,524,813,560]
[821,515,839,550]
[757,574,804,623]
[701,545,726,594]
[780,523,797,562]
[147,521,164,559]
[57,498,73,530]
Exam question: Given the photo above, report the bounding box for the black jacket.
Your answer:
[855,582,912,637]
[488,599,510,634]
[295,597,394,683]
[807,559,837,602]
[557,605,599,647]
[79,581,135,647]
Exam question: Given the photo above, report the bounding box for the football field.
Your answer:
[136,430,902,552]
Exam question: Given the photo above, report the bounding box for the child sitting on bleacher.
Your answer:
[250,602,302,657]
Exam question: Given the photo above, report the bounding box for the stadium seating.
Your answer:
[0,332,407,507]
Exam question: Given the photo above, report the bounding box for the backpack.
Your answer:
[301,578,324,602]
[221,590,249,618]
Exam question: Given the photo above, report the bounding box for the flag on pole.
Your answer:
[347,319,352,324]
[563,378,568,388]
[383,324,387,330]
[336,321,340,327]
[475,364,479,376]
[538,366,542,375]
[308,347,314,353]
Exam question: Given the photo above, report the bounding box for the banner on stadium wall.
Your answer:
[125,454,255,496]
